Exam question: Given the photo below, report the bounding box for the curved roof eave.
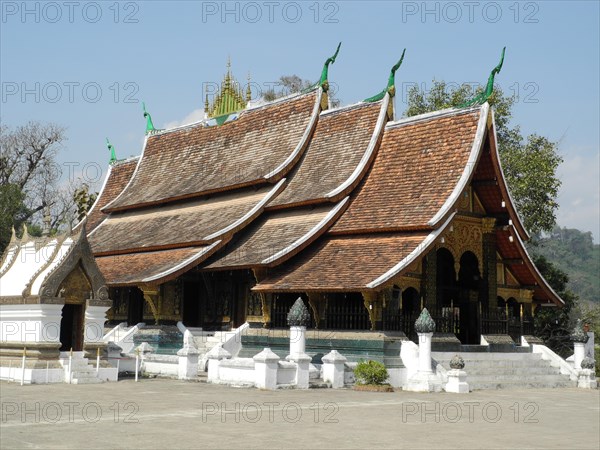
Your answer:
[488,109,530,241]
[101,136,150,213]
[261,197,350,267]
[508,225,564,306]
[141,240,223,284]
[262,87,323,181]
[324,94,390,200]
[366,212,456,289]
[427,103,489,227]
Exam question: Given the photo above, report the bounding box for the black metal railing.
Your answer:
[325,298,370,330]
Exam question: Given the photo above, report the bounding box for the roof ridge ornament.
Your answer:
[143,102,157,134]
[106,138,117,164]
[318,42,342,91]
[364,49,406,102]
[459,47,506,108]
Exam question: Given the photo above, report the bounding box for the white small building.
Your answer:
[0,225,115,383]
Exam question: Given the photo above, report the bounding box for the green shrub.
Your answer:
[595,345,599,377]
[354,360,389,385]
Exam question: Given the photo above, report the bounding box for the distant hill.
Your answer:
[530,227,600,304]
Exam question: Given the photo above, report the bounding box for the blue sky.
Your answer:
[1,0,599,240]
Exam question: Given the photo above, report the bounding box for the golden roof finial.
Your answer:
[205,57,249,123]
[246,72,252,102]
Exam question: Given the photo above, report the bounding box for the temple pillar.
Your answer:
[261,293,272,328]
[140,285,160,324]
[481,217,497,310]
[361,291,380,331]
[422,250,437,310]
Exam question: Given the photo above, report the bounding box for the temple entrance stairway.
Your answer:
[59,352,104,384]
[431,351,576,390]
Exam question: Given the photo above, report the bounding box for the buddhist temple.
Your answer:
[1,46,565,367]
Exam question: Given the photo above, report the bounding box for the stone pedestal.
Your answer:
[573,342,585,369]
[417,332,433,373]
[405,318,442,392]
[287,352,311,389]
[177,345,200,380]
[578,358,597,389]
[445,369,469,393]
[289,326,306,358]
[84,304,111,345]
[322,350,347,389]
[253,348,279,390]
[577,369,597,389]
[406,332,441,392]
[206,346,231,383]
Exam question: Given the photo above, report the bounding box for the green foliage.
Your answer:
[265,75,340,107]
[0,184,28,249]
[531,227,599,305]
[532,254,578,357]
[405,82,562,235]
[353,360,389,385]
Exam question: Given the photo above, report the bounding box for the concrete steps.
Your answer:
[432,351,576,390]
[59,353,104,384]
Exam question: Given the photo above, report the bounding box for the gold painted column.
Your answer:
[361,291,381,331]
[251,269,271,328]
[481,217,497,310]
[140,285,160,324]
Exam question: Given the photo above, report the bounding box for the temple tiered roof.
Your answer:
[104,90,320,212]
[78,52,563,306]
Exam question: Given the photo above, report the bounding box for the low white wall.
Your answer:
[0,366,64,384]
[276,361,296,385]
[217,358,255,385]
[141,355,179,377]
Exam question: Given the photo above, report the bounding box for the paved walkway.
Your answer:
[1,380,598,449]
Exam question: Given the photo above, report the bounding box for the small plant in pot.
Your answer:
[353,360,393,392]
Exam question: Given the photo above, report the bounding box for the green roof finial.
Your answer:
[459,47,506,108]
[106,138,117,164]
[143,102,156,133]
[364,49,406,102]
[318,42,342,90]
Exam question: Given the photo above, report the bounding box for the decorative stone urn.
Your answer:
[406,308,442,392]
[577,357,597,389]
[287,298,310,358]
[449,354,465,370]
[414,307,436,334]
[572,319,589,369]
[445,354,469,394]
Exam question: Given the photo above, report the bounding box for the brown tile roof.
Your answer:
[330,108,483,234]
[95,245,219,286]
[83,157,138,233]
[90,184,282,255]
[205,199,348,270]
[104,91,319,212]
[268,102,383,208]
[253,232,429,292]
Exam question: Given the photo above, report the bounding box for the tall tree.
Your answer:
[405,83,562,235]
[532,254,578,357]
[264,75,340,107]
[0,121,89,250]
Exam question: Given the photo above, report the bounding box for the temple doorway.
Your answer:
[127,288,145,326]
[59,303,84,351]
[458,251,481,344]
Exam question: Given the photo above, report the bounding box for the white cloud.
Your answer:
[556,152,600,242]
[163,109,205,129]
